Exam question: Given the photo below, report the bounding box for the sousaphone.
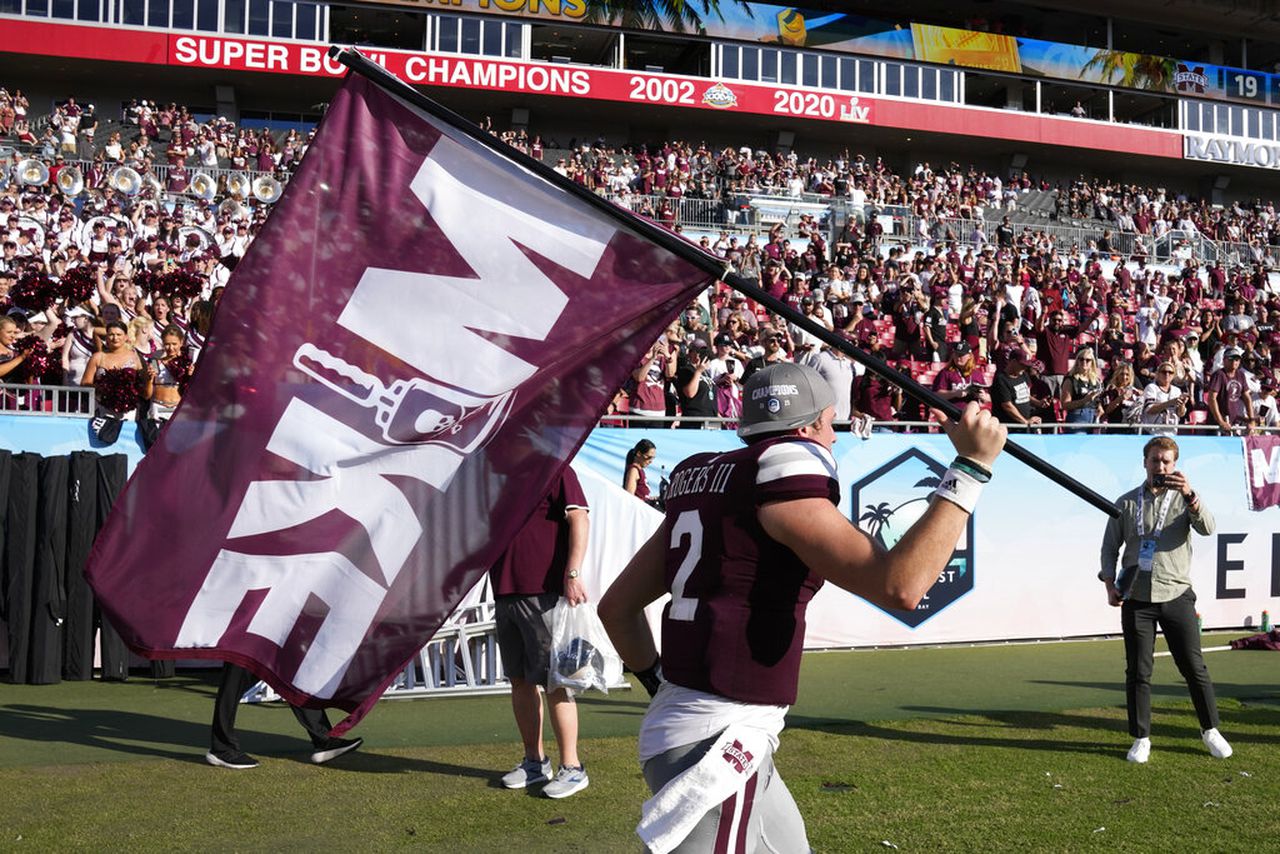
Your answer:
[188,171,217,202]
[15,158,49,187]
[14,214,46,248]
[56,165,84,196]
[178,224,215,252]
[251,174,283,204]
[225,171,251,198]
[218,197,246,221]
[109,166,142,196]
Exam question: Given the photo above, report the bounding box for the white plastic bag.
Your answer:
[547,599,623,696]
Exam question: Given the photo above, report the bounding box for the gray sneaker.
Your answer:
[543,764,589,799]
[502,757,552,789]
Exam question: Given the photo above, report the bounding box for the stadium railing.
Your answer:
[597,414,1265,434]
[11,388,1269,436]
[0,383,95,416]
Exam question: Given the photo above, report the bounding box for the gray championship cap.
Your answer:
[738,362,835,439]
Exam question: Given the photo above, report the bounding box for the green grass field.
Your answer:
[1,633,1276,851]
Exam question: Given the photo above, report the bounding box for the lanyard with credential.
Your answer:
[1135,488,1176,574]
[1117,488,1175,600]
[1135,488,1176,540]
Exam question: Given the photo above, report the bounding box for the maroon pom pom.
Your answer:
[94,366,144,415]
[133,268,156,295]
[13,336,58,384]
[60,265,98,303]
[170,352,195,396]
[11,271,58,313]
[154,269,204,301]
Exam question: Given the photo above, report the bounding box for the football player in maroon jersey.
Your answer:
[601,362,1006,852]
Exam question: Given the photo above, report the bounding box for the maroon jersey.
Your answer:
[659,436,838,705]
[488,467,587,596]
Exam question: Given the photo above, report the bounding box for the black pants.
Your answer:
[1121,588,1220,738]
[210,663,332,754]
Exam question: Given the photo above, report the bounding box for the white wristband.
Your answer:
[933,465,984,514]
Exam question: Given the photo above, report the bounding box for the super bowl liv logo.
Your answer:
[851,449,975,627]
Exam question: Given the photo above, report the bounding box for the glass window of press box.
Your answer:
[1183,100,1280,141]
[4,0,323,37]
[715,44,958,104]
[430,13,522,58]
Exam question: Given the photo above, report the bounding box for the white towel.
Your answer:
[637,724,772,854]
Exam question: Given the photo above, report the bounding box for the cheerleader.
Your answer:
[139,325,192,450]
[60,306,97,386]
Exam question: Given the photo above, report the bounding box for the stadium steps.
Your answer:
[987,188,1058,225]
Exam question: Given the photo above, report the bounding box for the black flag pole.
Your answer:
[330,47,1120,520]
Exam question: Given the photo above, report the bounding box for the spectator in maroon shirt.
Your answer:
[851,337,901,425]
[623,439,657,503]
[1133,340,1160,389]
[490,469,591,797]
[932,341,989,405]
[891,278,929,360]
[1035,309,1077,397]
[1206,347,1257,435]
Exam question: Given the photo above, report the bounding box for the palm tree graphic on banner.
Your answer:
[851,448,974,628]
[578,1,749,32]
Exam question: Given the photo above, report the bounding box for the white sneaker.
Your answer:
[1202,728,1233,759]
[542,764,589,799]
[1126,737,1151,764]
[501,757,552,789]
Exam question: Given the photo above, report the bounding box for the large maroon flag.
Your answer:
[85,71,716,730]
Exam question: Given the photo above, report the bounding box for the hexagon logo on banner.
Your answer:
[850,448,975,627]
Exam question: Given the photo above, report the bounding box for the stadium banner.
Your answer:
[1,8,1274,107]
[83,70,717,730]
[0,414,145,466]
[577,430,1280,646]
[0,21,1181,157]
[1184,133,1280,171]
[324,2,1280,108]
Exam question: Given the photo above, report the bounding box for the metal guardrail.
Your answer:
[889,215,1237,268]
[15,388,1259,436]
[598,413,1274,435]
[0,383,95,416]
[600,186,1280,270]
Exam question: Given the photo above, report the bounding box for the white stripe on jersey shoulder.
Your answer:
[756,440,837,486]
[565,503,589,513]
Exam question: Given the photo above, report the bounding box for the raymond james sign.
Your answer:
[1185,134,1280,169]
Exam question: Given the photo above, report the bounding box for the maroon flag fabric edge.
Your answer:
[1243,434,1280,511]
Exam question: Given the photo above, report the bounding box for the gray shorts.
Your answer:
[495,592,559,685]
[641,733,810,854]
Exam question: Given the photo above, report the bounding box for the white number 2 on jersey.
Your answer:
[669,510,702,622]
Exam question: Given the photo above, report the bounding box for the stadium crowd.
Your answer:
[1058,175,1280,250]
[2,89,1279,439]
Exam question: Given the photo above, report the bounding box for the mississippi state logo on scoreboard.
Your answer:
[850,448,976,628]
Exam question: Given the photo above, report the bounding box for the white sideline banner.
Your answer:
[576,431,1280,648]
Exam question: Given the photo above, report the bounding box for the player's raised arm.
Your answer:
[760,401,1005,609]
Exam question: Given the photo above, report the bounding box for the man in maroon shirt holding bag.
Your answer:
[490,467,591,798]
